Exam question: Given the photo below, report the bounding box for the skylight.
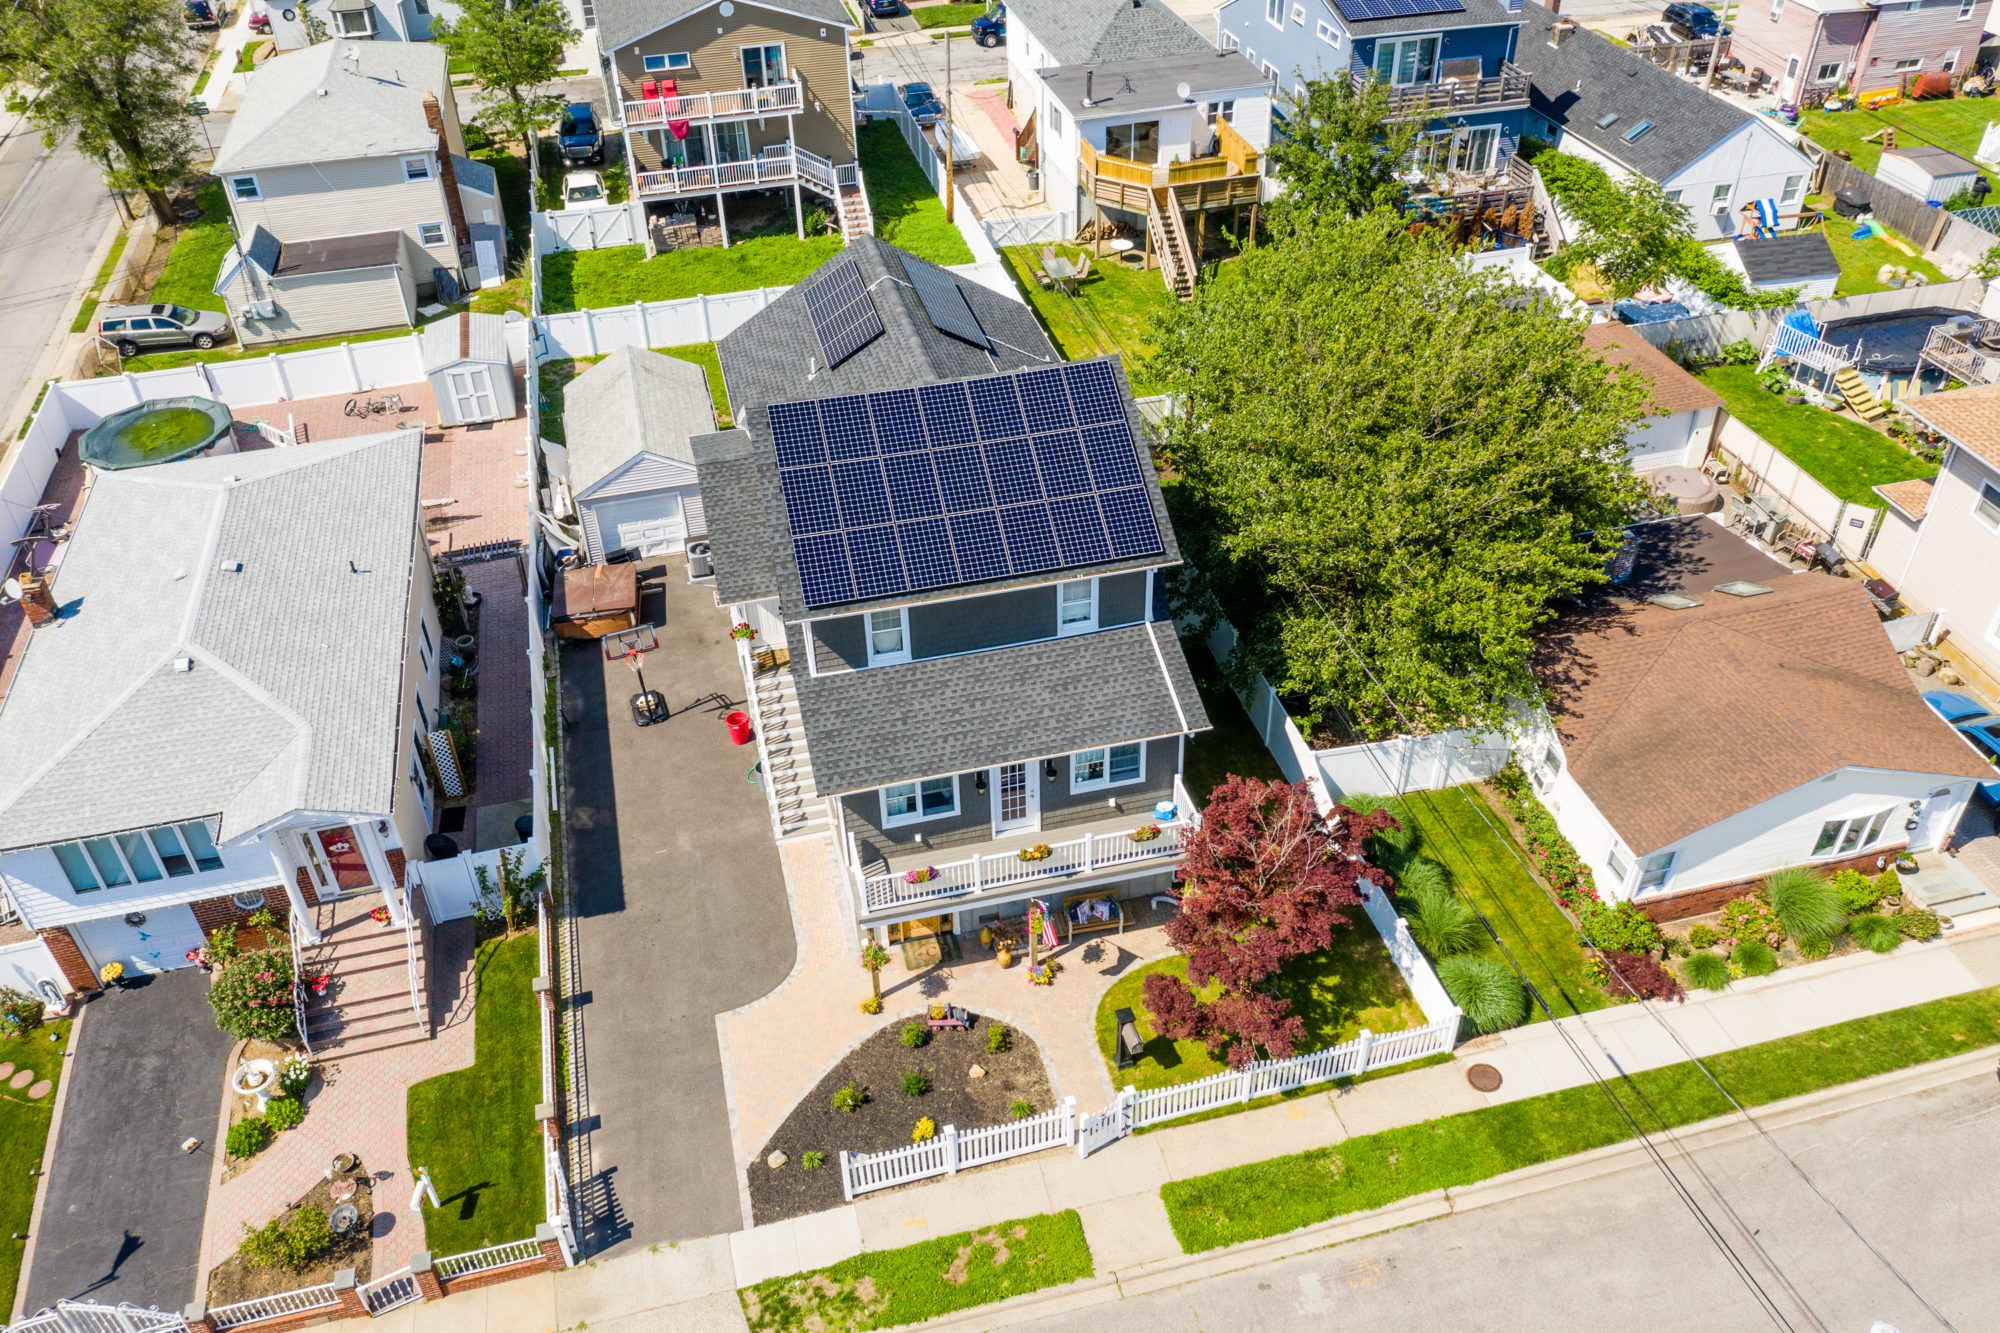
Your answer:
[1622,119,1654,142]
[1595,112,1620,129]
[1647,592,1704,610]
[1714,581,1773,598]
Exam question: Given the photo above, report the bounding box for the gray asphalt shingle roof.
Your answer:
[1734,232,1838,285]
[564,347,717,498]
[1517,4,1764,181]
[793,617,1208,793]
[1008,0,1213,66]
[690,429,778,603]
[214,40,449,173]
[0,431,426,851]
[594,0,851,51]
[1042,51,1268,116]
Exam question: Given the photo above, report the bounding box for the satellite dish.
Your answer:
[1176,81,1192,101]
[2,577,22,601]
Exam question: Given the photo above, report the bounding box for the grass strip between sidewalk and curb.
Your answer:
[1161,986,2000,1253]
[69,228,132,334]
[738,1209,1092,1333]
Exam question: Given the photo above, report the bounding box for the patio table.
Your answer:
[1044,255,1077,289]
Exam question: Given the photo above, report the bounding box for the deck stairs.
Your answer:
[752,661,833,840]
[1148,187,1197,301]
[838,176,874,242]
[299,896,430,1058]
[1833,365,1889,420]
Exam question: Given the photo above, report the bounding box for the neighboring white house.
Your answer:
[1583,322,1722,471]
[561,347,716,564]
[0,432,444,993]
[1517,6,1818,242]
[1721,232,1842,301]
[1877,145,1984,204]
[1525,515,1990,919]
[1870,382,2000,687]
[261,0,458,48]
[211,40,507,344]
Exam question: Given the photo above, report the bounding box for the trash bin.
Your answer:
[726,710,754,745]
[424,833,459,861]
[514,813,534,843]
[687,540,713,580]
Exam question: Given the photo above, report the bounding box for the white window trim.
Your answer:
[1959,0,1976,17]
[1055,578,1098,635]
[1768,0,1784,20]
[1780,173,1804,205]
[1070,742,1146,793]
[1893,56,1922,71]
[741,39,786,83]
[1606,844,1632,886]
[1973,480,2000,531]
[1637,850,1676,893]
[1316,19,1335,43]
[880,775,960,827]
[1811,808,1895,859]
[1220,29,1240,51]
[333,5,376,35]
[1814,60,1843,82]
[53,821,225,892]
[1290,3,1306,21]
[865,607,911,666]
[643,51,693,71]
[1264,0,1284,30]
[419,221,448,247]
[1943,48,1961,72]
[229,174,262,202]
[1374,32,1442,86]
[403,155,432,181]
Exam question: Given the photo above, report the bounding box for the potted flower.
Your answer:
[730,622,757,642]
[369,905,392,926]
[905,865,938,885]
[928,1002,947,1020]
[98,961,125,989]
[1018,844,1052,863]
[186,945,213,973]
[1130,823,1161,843]
[995,943,1015,968]
[1894,850,1919,874]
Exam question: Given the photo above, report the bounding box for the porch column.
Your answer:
[270,838,322,944]
[716,189,730,247]
[794,180,805,239]
[357,824,411,927]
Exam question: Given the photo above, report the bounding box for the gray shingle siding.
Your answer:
[1100,571,1147,628]
[910,586,1058,659]
[811,615,869,672]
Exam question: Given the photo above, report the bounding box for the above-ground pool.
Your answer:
[80,396,236,471]
[1818,306,1978,377]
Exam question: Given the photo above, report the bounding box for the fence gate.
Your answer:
[5,1302,189,1333]
[1076,1089,1132,1157]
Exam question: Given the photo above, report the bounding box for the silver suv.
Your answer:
[97,303,234,357]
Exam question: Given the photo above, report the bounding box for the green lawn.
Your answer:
[1,1019,71,1316]
[1697,365,1933,505]
[739,1210,1091,1332]
[234,39,269,73]
[858,121,974,266]
[910,1,986,27]
[1396,787,1610,1021]
[539,343,729,443]
[70,227,132,334]
[540,235,843,312]
[1799,100,2000,194]
[148,178,233,313]
[1000,244,1175,393]
[1179,639,1282,803]
[192,49,219,97]
[1096,939,1424,1093]
[405,932,543,1255]
[1162,986,2000,1253]
[1809,201,1947,296]
[469,143,534,317]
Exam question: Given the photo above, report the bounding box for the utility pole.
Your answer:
[943,31,955,222]
[1706,0,1733,91]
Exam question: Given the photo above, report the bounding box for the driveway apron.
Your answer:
[562,560,796,1251]
[21,969,233,1313]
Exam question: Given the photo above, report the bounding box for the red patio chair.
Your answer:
[640,78,659,100]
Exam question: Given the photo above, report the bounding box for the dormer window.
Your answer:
[1056,579,1097,635]
[332,3,377,37]
[866,608,909,665]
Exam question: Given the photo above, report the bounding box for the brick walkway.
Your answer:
[716,834,1178,1174]
[196,909,479,1290]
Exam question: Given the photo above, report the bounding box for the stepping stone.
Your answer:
[26,1080,50,1099]
[0,1062,13,1081]
[8,1069,31,1089]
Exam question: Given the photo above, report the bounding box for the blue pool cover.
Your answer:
[1615,299,1694,325]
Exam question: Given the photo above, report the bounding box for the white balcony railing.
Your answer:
[633,144,841,200]
[623,79,804,129]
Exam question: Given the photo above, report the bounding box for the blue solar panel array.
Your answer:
[801,257,885,369]
[769,359,1163,607]
[1331,0,1461,21]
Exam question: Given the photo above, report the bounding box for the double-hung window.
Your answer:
[881,776,959,825]
[1779,174,1804,205]
[1710,183,1732,211]
[1768,0,1784,19]
[1530,744,1561,791]
[1812,808,1895,859]
[1975,481,2000,530]
[52,821,225,892]
[1056,579,1097,635]
[1959,0,1976,17]
[230,175,262,202]
[1606,845,1632,886]
[866,608,910,665]
[1071,742,1144,791]
[1636,851,1675,893]
[1264,0,1283,28]
[419,221,448,247]
[403,156,432,182]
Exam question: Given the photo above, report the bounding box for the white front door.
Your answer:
[75,905,207,976]
[992,762,1040,834]
[300,825,381,898]
[446,367,497,423]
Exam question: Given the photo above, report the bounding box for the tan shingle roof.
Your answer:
[1902,383,2000,473]
[1539,566,1990,855]
[1583,322,1723,417]
[1874,477,1934,519]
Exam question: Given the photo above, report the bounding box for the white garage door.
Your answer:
[593,490,688,559]
[74,905,208,977]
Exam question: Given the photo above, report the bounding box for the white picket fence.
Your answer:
[532,201,644,253]
[433,1236,545,1280]
[209,1283,343,1330]
[840,1097,1077,1199]
[3,1303,187,1333]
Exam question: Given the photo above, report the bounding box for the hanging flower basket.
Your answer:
[730,622,757,641]
[1018,844,1053,863]
[905,865,939,885]
[369,906,392,926]
[1130,823,1161,843]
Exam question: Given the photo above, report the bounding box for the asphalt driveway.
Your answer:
[562,559,795,1251]
[22,969,233,1313]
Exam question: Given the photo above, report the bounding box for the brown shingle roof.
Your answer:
[1902,384,2000,473]
[1584,322,1723,417]
[1873,477,1934,519]
[1538,527,1990,855]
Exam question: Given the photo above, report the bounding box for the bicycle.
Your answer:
[343,392,405,419]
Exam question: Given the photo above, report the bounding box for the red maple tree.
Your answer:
[1141,776,1393,1068]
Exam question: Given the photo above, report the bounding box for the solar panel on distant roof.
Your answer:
[769,359,1164,608]
[800,257,884,368]
[1330,0,1461,20]
[899,253,990,350]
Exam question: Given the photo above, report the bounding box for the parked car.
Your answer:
[902,82,945,127]
[558,102,603,165]
[563,170,607,209]
[971,4,1005,46]
[96,303,233,358]
[1662,2,1728,39]
[1922,690,2000,803]
[866,0,902,15]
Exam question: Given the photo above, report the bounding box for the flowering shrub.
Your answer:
[911,1116,936,1142]
[276,1053,313,1097]
[0,987,42,1036]
[1717,896,1784,949]
[1130,824,1161,843]
[904,865,938,885]
[206,947,298,1042]
[1494,767,1597,910]
[1576,900,1662,955]
[369,906,392,926]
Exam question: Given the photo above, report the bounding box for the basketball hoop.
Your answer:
[605,623,666,726]
[622,647,646,673]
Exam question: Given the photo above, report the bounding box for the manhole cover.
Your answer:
[1466,1063,1503,1093]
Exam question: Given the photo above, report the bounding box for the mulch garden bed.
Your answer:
[748,1016,1055,1225]
[205,1162,374,1305]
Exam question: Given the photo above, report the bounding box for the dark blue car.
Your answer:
[971,4,1005,47]
[902,82,944,127]
[1923,690,2000,804]
[1662,2,1728,39]
[558,102,603,166]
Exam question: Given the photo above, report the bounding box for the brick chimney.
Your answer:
[423,92,472,253]
[1550,16,1577,45]
[16,570,57,628]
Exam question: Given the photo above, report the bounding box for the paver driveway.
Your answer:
[561,559,795,1251]
[22,970,233,1313]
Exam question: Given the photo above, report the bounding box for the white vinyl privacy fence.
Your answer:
[1715,415,1881,561]
[533,202,644,253]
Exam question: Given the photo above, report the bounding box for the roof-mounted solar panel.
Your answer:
[900,253,989,350]
[1330,0,1462,22]
[800,256,884,369]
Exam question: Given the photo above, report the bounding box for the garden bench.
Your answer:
[926,1005,970,1032]
[1062,893,1124,942]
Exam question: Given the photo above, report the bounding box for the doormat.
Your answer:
[900,930,961,971]
[438,807,468,834]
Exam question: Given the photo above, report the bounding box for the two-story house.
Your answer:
[0,431,444,1000]
[593,0,866,252]
[211,40,508,344]
[1517,6,1818,242]
[1214,0,1534,188]
[1728,0,1993,104]
[263,0,458,47]
[693,237,1211,943]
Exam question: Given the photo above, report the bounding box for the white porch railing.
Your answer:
[633,144,841,201]
[855,817,1188,916]
[288,913,312,1058]
[403,881,425,1027]
[209,1284,342,1329]
[622,78,804,128]
[1761,320,1856,375]
[433,1237,544,1280]
[5,1302,189,1333]
[357,1268,420,1316]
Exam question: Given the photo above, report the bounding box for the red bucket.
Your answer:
[726,710,754,745]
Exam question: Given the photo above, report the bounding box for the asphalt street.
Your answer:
[1012,1071,2000,1332]
[0,117,113,416]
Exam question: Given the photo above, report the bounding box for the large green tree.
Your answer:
[1261,75,1418,224]
[0,0,201,224]
[434,0,578,147]
[1154,212,1654,737]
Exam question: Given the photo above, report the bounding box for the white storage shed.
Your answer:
[421,311,518,427]
[1876,146,1983,205]
[565,347,716,564]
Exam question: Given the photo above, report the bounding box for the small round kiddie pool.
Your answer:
[80,396,236,471]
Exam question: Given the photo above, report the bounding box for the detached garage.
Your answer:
[1583,322,1722,472]
[565,347,717,564]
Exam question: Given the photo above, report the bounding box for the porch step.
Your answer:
[1834,366,1888,420]
[838,183,872,242]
